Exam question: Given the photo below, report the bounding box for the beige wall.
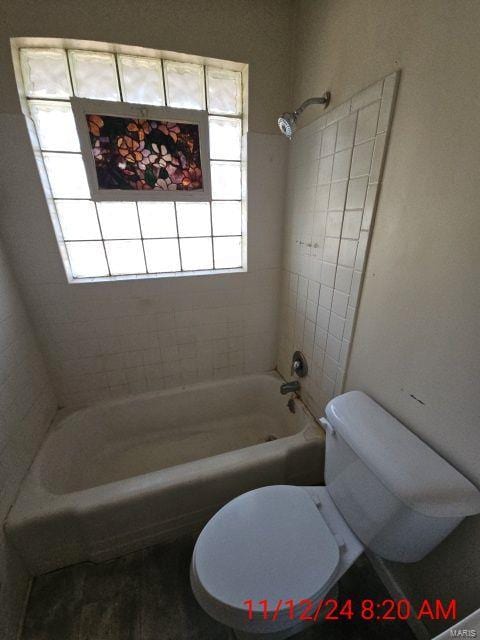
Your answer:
[1,0,293,134]
[292,0,480,634]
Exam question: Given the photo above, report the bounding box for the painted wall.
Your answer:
[1,0,293,134]
[291,0,480,634]
[0,240,57,639]
[0,1,291,407]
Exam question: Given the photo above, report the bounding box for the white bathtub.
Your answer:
[6,372,324,575]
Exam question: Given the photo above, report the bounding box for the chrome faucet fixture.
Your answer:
[291,351,308,377]
[278,93,331,139]
[280,380,300,395]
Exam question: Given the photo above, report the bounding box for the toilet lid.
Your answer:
[192,485,340,615]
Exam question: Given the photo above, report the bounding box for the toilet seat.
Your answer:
[191,485,362,633]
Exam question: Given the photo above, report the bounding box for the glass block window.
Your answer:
[17,43,245,281]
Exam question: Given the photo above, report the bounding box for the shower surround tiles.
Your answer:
[0,241,57,638]
[277,73,398,415]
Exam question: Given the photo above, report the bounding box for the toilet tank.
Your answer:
[323,391,480,562]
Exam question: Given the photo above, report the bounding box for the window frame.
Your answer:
[11,37,248,284]
[72,98,212,202]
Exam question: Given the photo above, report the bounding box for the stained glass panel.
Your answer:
[85,113,204,192]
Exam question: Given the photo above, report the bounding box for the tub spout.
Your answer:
[280,380,300,395]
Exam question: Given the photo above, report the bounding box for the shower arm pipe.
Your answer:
[294,94,331,116]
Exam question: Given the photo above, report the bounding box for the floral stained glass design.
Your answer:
[87,114,203,192]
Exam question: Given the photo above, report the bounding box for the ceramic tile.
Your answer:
[323,237,340,264]
[316,305,331,331]
[323,353,340,380]
[342,211,363,240]
[369,132,387,183]
[326,333,342,361]
[326,100,350,125]
[320,261,336,287]
[331,290,349,319]
[355,101,381,144]
[355,232,369,271]
[328,312,345,340]
[346,177,368,210]
[362,184,378,230]
[332,148,353,181]
[338,239,358,268]
[328,180,348,211]
[0,244,57,640]
[335,266,354,294]
[315,184,331,210]
[350,140,375,178]
[319,285,334,310]
[326,211,344,238]
[336,112,357,151]
[318,154,334,185]
[307,279,320,304]
[320,123,337,157]
[377,72,398,133]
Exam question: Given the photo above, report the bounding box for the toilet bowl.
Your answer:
[190,484,363,637]
[191,391,480,638]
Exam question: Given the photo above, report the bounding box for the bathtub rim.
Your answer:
[49,370,293,433]
[7,370,324,512]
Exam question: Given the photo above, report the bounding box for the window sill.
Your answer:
[67,266,247,284]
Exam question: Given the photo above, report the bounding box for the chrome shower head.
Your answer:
[278,91,331,139]
[278,112,297,139]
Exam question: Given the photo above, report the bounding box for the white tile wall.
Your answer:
[277,73,399,415]
[0,117,287,408]
[0,242,57,639]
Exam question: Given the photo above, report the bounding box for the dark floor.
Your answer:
[21,536,417,640]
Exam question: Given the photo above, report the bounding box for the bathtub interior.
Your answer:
[40,374,312,494]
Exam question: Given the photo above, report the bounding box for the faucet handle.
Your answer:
[291,350,308,377]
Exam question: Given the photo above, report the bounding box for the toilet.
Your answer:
[191,391,480,639]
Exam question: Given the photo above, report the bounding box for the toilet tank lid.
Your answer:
[325,391,480,518]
